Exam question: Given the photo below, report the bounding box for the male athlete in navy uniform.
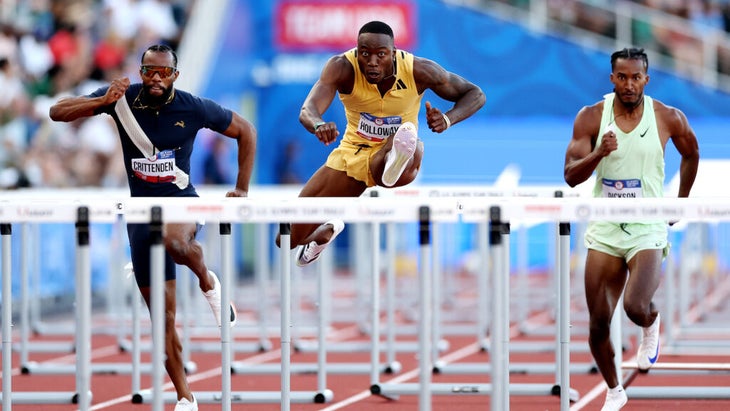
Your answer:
[563,48,699,411]
[49,44,257,411]
[279,21,485,265]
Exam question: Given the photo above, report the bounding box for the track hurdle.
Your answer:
[617,224,730,401]
[224,222,333,404]
[9,194,729,410]
[121,198,336,409]
[0,204,116,410]
[660,222,730,356]
[510,196,730,406]
[369,200,577,410]
[290,191,445,383]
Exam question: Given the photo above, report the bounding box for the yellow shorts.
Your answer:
[325,139,385,187]
[584,221,669,261]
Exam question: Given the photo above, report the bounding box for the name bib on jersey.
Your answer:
[602,178,642,198]
[131,149,177,183]
[357,113,402,142]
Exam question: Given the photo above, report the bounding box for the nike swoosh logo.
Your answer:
[640,128,649,137]
[648,342,659,364]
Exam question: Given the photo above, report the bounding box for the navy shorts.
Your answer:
[127,222,202,288]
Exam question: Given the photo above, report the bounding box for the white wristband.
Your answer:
[442,113,451,130]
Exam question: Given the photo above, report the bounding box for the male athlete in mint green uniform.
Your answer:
[564,48,699,411]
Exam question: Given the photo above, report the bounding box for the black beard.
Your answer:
[620,93,644,110]
[141,85,172,107]
[613,88,644,110]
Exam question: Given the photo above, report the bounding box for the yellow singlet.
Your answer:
[325,48,423,186]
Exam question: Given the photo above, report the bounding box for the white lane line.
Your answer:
[320,310,554,411]
[85,324,361,410]
[571,276,730,410]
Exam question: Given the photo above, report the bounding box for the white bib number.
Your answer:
[357,113,402,142]
[601,178,642,198]
[131,149,177,183]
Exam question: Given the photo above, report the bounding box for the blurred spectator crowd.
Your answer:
[493,0,730,82]
[3,0,729,190]
[0,0,191,190]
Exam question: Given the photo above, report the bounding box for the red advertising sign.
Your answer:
[275,1,416,51]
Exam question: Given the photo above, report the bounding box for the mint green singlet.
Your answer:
[593,93,664,202]
[584,93,668,260]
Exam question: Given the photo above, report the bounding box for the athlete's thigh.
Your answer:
[163,222,198,247]
[127,223,177,287]
[299,165,367,197]
[624,248,663,304]
[287,165,365,246]
[584,249,628,317]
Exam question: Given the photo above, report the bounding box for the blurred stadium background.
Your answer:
[2,0,730,308]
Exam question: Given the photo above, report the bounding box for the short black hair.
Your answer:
[611,47,648,72]
[358,21,394,39]
[142,44,178,68]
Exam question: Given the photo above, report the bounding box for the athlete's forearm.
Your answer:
[677,153,699,197]
[447,88,486,126]
[234,121,257,194]
[564,150,604,188]
[49,96,106,122]
[299,104,324,133]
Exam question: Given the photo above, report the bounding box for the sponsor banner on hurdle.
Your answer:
[502,197,730,223]
[0,199,120,223]
[4,195,730,224]
[120,197,464,224]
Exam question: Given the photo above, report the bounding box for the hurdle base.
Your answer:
[433,361,597,376]
[371,382,563,397]
[481,340,591,354]
[0,390,91,404]
[231,361,399,375]
[119,338,269,354]
[13,341,75,354]
[384,361,402,374]
[294,339,450,353]
[626,386,730,399]
[622,361,730,372]
[133,389,332,404]
[20,360,197,376]
[550,384,580,402]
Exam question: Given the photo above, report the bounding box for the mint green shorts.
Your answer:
[584,221,669,261]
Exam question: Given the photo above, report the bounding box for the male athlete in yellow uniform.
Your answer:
[281,20,485,265]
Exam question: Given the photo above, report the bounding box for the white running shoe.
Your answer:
[296,219,345,267]
[203,271,237,328]
[601,386,627,411]
[382,122,418,187]
[175,395,198,411]
[637,313,660,371]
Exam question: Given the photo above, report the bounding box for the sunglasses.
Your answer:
[140,65,176,79]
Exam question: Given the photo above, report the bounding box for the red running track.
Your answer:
[4,272,730,410]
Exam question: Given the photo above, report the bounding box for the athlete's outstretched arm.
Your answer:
[49,78,130,122]
[413,57,485,133]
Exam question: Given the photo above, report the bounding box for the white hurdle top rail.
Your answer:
[4,195,730,224]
